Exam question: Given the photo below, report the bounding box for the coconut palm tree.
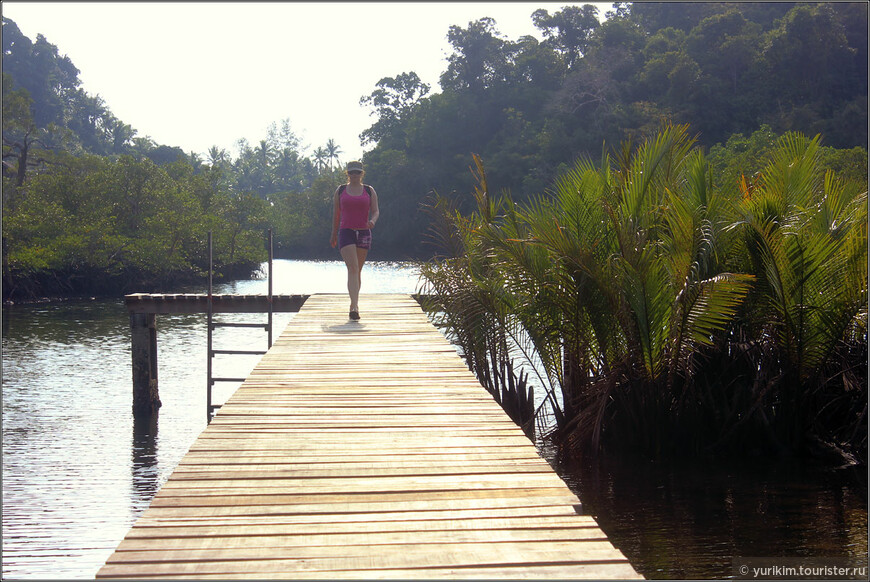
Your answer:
[325,139,342,170]
[207,146,227,168]
[312,147,328,173]
[274,147,303,192]
[249,140,275,197]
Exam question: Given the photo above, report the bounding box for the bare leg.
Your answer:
[356,247,368,295]
[340,244,361,313]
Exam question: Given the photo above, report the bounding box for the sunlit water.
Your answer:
[2,259,866,579]
[1,260,421,580]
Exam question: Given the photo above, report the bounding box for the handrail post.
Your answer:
[268,228,274,348]
[206,231,213,423]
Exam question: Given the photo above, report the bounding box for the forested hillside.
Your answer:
[360,1,867,254]
[3,2,867,300]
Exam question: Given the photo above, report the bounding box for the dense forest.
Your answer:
[2,2,868,300]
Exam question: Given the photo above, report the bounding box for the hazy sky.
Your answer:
[4,1,612,162]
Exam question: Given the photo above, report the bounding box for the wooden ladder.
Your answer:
[206,229,274,422]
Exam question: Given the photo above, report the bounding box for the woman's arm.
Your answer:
[330,188,341,247]
[367,188,380,229]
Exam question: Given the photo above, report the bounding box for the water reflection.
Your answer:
[548,449,868,579]
[2,298,138,579]
[131,413,160,507]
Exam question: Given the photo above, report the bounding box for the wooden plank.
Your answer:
[125,293,309,314]
[176,451,546,463]
[98,294,640,579]
[99,563,641,580]
[132,503,585,526]
[148,486,581,505]
[155,475,574,494]
[142,493,583,517]
[121,514,606,539]
[107,540,625,563]
[99,544,632,577]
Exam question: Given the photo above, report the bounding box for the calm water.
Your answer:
[553,450,867,579]
[1,260,421,579]
[2,259,867,579]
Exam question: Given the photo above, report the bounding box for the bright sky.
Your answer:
[3,1,612,162]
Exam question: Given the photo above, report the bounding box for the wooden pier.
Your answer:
[99,293,641,579]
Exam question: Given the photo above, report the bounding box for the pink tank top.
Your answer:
[339,186,371,229]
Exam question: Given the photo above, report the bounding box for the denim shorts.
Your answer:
[338,228,372,250]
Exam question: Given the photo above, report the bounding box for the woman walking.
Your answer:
[330,160,380,320]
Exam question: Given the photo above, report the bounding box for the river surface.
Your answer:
[2,259,867,579]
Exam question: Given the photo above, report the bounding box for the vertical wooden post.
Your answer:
[131,312,161,416]
[207,232,214,423]
[267,228,273,348]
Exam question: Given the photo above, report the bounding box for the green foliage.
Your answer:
[532,4,601,67]
[359,2,866,245]
[270,167,345,257]
[2,154,268,298]
[359,72,430,147]
[1,18,372,291]
[420,126,867,460]
[708,125,868,194]
[734,134,867,449]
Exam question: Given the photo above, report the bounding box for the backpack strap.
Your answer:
[338,184,372,197]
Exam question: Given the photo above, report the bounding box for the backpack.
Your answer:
[338,184,373,197]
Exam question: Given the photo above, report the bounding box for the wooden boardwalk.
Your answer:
[98,294,640,579]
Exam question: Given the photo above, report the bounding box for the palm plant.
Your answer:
[419,126,865,459]
[207,146,227,168]
[419,155,536,436]
[735,132,867,451]
[274,148,302,192]
[502,125,753,452]
[421,126,755,453]
[325,139,342,170]
[312,147,328,173]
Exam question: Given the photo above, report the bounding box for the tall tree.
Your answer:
[207,145,228,167]
[440,17,510,94]
[532,4,601,68]
[108,118,136,154]
[267,118,302,153]
[763,4,856,104]
[274,147,303,192]
[359,72,430,146]
[2,73,57,187]
[2,19,80,128]
[66,90,110,154]
[312,146,328,173]
[325,138,342,169]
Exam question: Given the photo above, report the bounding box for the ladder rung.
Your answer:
[211,349,267,356]
[211,377,247,383]
[209,404,222,410]
[211,322,270,329]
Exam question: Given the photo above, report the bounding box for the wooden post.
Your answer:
[207,232,214,422]
[131,312,161,416]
